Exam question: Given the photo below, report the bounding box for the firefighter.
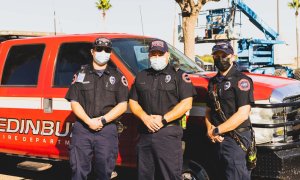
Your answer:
[129,39,196,180]
[65,37,128,180]
[205,41,254,180]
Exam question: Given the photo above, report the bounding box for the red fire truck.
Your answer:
[0,32,299,179]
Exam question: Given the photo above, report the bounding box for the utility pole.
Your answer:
[277,0,280,35]
[173,2,176,47]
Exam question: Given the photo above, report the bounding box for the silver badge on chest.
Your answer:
[224,81,231,90]
[109,76,116,85]
[165,75,171,83]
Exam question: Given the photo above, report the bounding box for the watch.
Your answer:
[101,116,107,125]
[161,116,168,126]
[212,127,219,136]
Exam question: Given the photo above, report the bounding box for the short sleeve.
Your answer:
[116,75,129,103]
[129,79,138,101]
[65,83,79,102]
[65,72,80,102]
[235,76,254,108]
[206,80,214,109]
[177,71,197,101]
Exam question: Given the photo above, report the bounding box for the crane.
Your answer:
[178,0,297,78]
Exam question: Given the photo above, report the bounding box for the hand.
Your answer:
[150,115,164,129]
[87,118,103,131]
[141,114,160,133]
[214,135,224,143]
[96,116,106,131]
[207,125,215,140]
[207,126,224,143]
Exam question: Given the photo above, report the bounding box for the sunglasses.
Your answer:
[149,51,165,57]
[94,47,112,53]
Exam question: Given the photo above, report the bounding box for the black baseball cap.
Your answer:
[149,39,168,53]
[212,41,234,55]
[93,37,112,48]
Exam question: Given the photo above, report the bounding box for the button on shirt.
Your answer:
[65,64,129,119]
[207,66,254,128]
[130,64,197,119]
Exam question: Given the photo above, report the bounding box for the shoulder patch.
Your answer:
[182,73,191,83]
[71,74,77,84]
[238,79,250,91]
[121,76,128,86]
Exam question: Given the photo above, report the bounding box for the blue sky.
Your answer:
[0,0,297,64]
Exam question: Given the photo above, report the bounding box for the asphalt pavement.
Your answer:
[0,154,137,180]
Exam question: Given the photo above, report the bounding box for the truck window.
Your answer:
[112,38,203,74]
[1,44,45,85]
[54,42,93,87]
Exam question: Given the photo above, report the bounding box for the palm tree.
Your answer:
[288,0,300,68]
[95,0,112,30]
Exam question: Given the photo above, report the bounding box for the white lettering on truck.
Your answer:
[0,117,73,137]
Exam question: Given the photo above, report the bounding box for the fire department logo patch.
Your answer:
[182,73,191,83]
[109,76,116,85]
[71,74,77,84]
[121,76,128,86]
[224,81,231,90]
[238,79,250,91]
[165,75,171,83]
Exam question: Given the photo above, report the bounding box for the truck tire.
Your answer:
[294,68,300,80]
[274,69,287,77]
[182,161,209,180]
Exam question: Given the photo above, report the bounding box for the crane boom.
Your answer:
[232,0,278,40]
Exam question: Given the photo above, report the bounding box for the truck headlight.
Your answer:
[250,100,286,144]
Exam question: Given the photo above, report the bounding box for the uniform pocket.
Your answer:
[69,144,77,172]
[136,82,150,91]
[165,126,183,139]
[78,83,94,91]
[136,83,151,104]
[158,81,176,91]
[220,91,235,100]
[104,82,118,92]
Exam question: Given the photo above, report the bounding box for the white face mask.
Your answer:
[150,56,168,71]
[94,51,110,65]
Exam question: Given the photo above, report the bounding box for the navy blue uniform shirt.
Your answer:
[65,63,129,119]
[207,66,254,128]
[130,65,197,131]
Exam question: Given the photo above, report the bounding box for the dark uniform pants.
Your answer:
[137,125,183,180]
[69,121,118,180]
[214,130,252,180]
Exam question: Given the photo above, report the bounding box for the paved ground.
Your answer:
[0,155,137,180]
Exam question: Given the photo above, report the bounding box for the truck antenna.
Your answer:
[53,0,57,35]
[139,5,145,37]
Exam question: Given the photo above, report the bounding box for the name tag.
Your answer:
[76,73,85,83]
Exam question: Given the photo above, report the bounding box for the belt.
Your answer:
[138,120,180,133]
[236,126,250,133]
[165,120,180,127]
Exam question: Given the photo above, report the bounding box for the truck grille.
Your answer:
[282,95,300,120]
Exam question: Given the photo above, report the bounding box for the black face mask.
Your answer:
[214,58,231,72]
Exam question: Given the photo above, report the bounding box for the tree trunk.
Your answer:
[296,14,299,68]
[102,11,106,31]
[182,14,198,61]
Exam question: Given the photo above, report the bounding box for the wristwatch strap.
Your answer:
[161,116,168,126]
[101,116,107,125]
